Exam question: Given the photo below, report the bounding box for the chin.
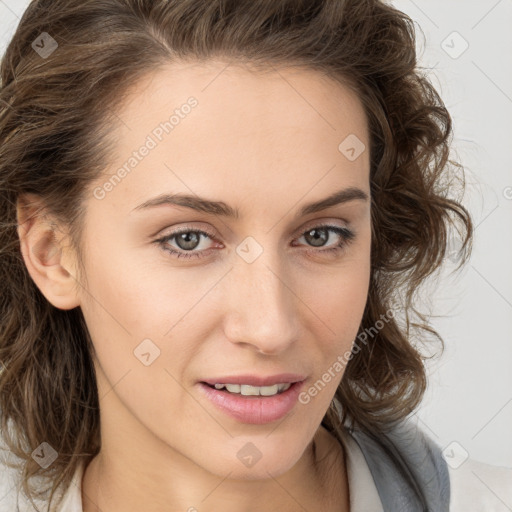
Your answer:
[205,440,304,481]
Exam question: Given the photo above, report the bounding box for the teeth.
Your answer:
[226,383,242,394]
[212,383,292,396]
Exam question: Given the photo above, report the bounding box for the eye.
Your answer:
[154,224,356,260]
[293,225,356,256]
[155,227,217,260]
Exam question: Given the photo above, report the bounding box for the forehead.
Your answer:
[120,59,368,137]
[92,60,370,217]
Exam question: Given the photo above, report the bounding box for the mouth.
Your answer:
[197,379,306,424]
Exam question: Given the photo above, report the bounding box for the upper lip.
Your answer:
[201,374,307,387]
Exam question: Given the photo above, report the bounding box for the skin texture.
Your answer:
[17,61,371,512]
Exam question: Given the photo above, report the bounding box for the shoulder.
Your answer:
[381,419,512,511]
[448,457,512,512]
[349,418,512,512]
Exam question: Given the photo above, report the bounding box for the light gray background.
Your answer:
[1,0,510,468]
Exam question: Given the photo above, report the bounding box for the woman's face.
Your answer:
[76,60,371,481]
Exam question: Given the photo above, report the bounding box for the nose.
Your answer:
[222,251,300,355]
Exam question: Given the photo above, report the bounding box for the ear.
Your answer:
[16,193,81,310]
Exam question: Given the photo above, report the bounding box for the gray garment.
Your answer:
[348,419,450,512]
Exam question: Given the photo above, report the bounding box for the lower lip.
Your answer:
[197,381,305,424]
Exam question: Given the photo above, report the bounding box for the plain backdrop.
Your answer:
[0,0,510,468]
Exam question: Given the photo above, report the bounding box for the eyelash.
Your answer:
[154,224,356,260]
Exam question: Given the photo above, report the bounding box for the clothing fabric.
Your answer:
[1,420,511,511]
[349,418,451,510]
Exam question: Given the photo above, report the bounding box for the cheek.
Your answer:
[303,250,371,335]
[293,262,370,410]
[79,228,194,337]
[78,246,205,438]
[76,237,184,386]
[298,246,371,369]
[78,235,228,406]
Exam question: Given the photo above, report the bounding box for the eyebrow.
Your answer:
[131,186,369,219]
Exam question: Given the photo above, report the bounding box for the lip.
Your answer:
[197,380,306,424]
[200,373,307,387]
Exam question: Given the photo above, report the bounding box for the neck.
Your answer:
[81,425,349,512]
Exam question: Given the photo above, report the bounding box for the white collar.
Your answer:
[339,427,384,512]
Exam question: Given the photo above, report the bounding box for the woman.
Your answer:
[0,0,510,511]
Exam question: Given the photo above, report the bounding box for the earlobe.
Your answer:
[16,193,81,310]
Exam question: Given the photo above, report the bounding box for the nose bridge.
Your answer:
[223,241,299,354]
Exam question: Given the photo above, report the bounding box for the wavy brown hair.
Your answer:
[0,0,472,510]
